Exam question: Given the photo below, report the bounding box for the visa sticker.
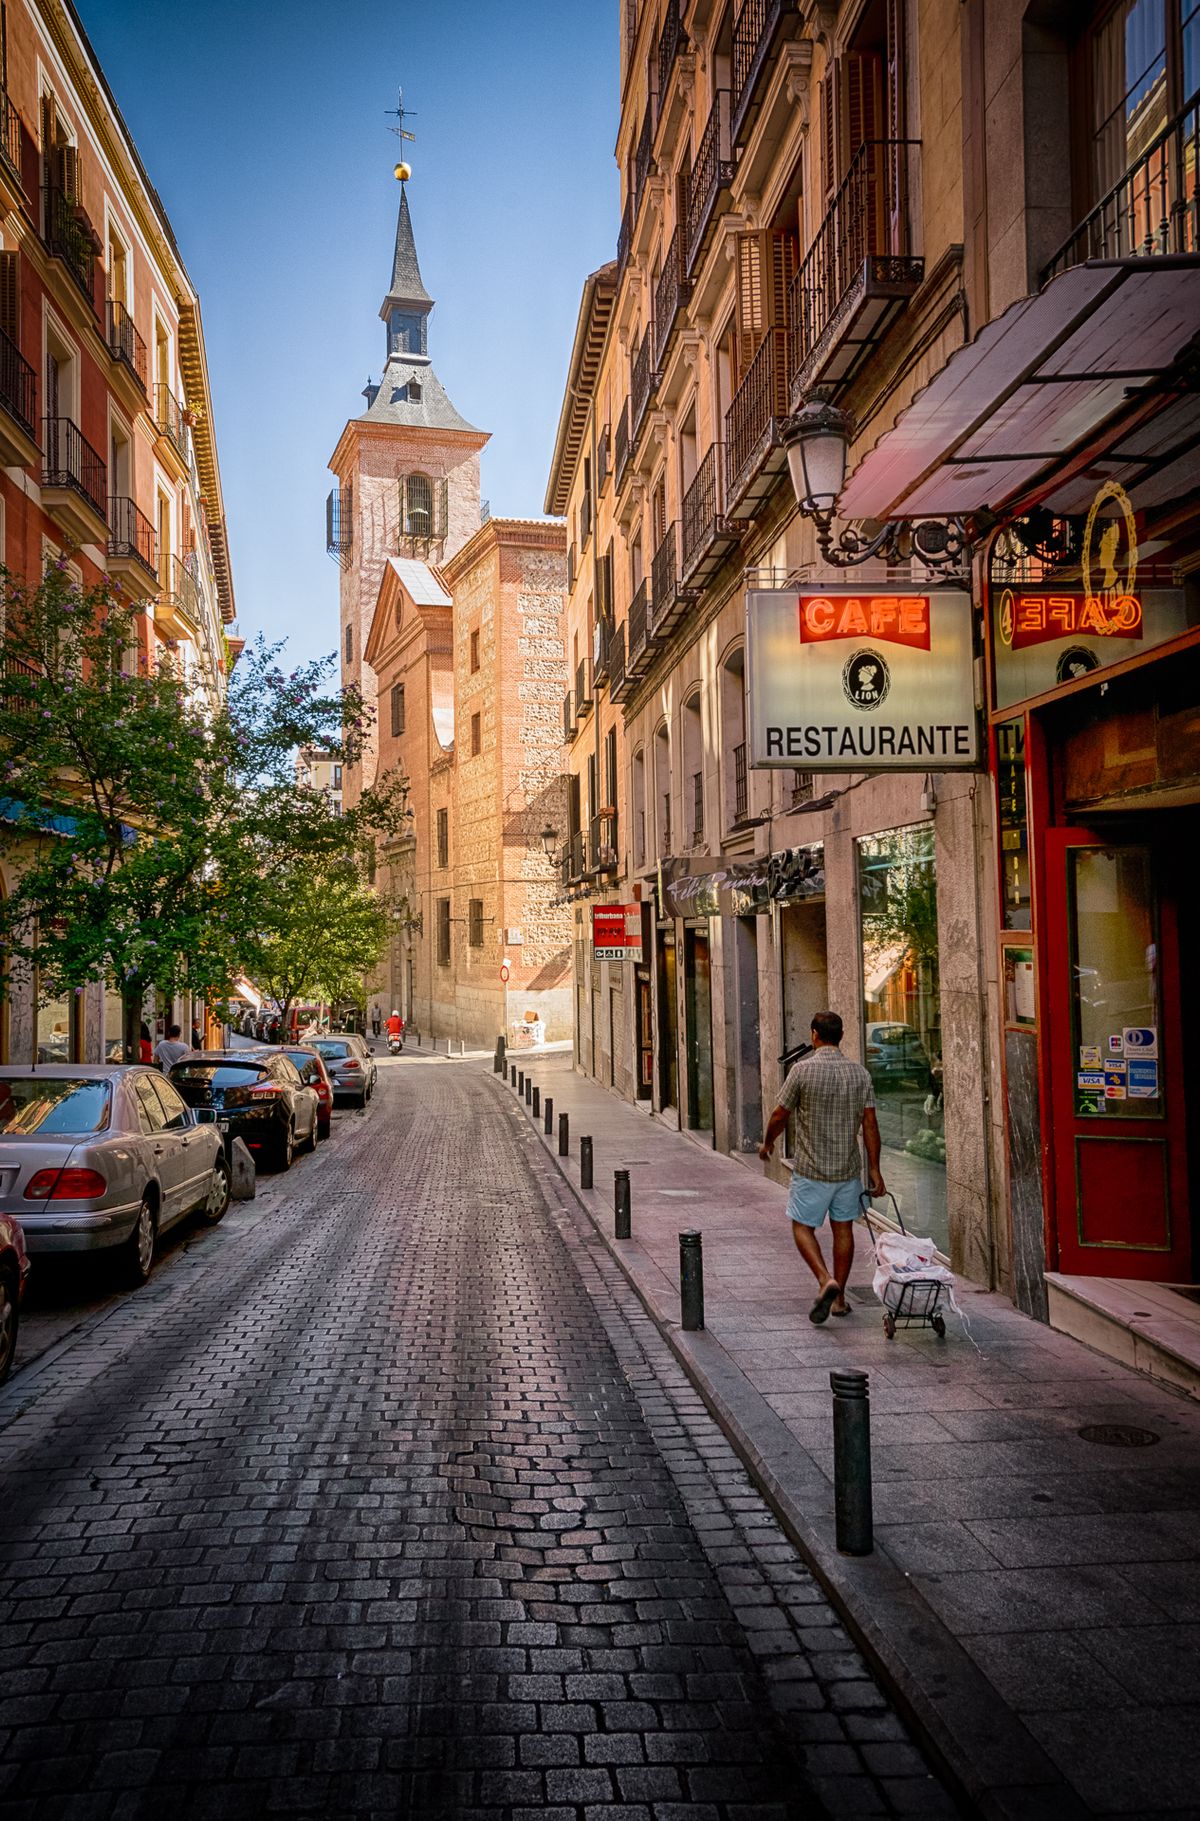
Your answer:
[1127,1059,1159,1098]
[1123,1026,1158,1058]
[1077,1070,1105,1089]
[1079,1046,1101,1067]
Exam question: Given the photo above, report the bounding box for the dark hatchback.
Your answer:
[248,1045,334,1140]
[168,1051,319,1172]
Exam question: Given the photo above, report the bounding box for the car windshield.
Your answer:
[172,1063,268,1088]
[312,1042,349,1059]
[0,1078,112,1135]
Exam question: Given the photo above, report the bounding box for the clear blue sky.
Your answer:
[80,0,618,667]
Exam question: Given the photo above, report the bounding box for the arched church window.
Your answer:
[406,472,433,537]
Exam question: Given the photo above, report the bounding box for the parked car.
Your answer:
[168,1051,320,1171]
[308,1036,377,1108]
[248,1045,334,1140]
[0,1211,30,1383]
[863,1022,934,1091]
[0,1065,231,1287]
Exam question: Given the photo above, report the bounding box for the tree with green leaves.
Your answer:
[245,859,393,1028]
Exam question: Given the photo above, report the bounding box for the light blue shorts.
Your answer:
[787,1174,862,1228]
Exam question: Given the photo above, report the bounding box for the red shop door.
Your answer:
[1044,828,1190,1280]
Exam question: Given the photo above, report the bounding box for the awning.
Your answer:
[659,846,824,920]
[234,976,263,1010]
[839,258,1200,523]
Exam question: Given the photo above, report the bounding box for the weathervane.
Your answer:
[387,87,416,182]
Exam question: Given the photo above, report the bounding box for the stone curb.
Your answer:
[484,1060,1086,1821]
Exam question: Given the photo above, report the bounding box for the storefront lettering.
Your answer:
[765,724,974,759]
[997,588,1143,651]
[799,593,932,651]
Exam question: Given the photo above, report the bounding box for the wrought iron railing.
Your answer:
[732,0,799,136]
[691,770,705,846]
[628,575,651,660]
[567,541,576,591]
[42,416,105,517]
[0,326,36,438]
[161,552,201,625]
[681,443,723,576]
[42,187,96,303]
[563,689,576,741]
[617,193,633,285]
[597,425,610,492]
[789,139,920,383]
[658,0,686,102]
[0,90,23,184]
[726,327,790,500]
[590,813,619,873]
[580,487,592,547]
[608,620,626,696]
[155,383,190,463]
[733,742,748,821]
[576,656,593,710]
[108,495,156,574]
[685,89,733,275]
[595,617,611,686]
[653,225,690,367]
[636,808,646,869]
[634,99,655,212]
[631,321,657,438]
[614,400,632,490]
[652,522,678,620]
[1042,87,1200,279]
[326,485,352,564]
[791,769,814,804]
[661,792,672,856]
[106,300,147,393]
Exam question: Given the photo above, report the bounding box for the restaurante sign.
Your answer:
[746,586,980,771]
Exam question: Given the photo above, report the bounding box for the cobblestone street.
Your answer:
[0,1056,951,1820]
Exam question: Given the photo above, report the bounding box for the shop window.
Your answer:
[104,988,125,1060]
[996,719,1031,930]
[468,899,484,947]
[436,897,451,967]
[1069,845,1160,1121]
[37,992,75,1063]
[858,825,946,1254]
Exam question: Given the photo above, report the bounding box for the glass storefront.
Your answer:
[858,825,948,1253]
[104,989,126,1061]
[36,994,76,1063]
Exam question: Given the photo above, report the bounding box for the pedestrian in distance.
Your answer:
[191,1024,203,1051]
[371,1007,381,1037]
[154,1023,191,1071]
[759,1010,885,1325]
[138,1022,154,1065]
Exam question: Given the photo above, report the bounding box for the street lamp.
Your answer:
[540,825,561,865]
[783,396,967,573]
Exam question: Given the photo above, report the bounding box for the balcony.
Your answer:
[154,382,191,473]
[789,139,924,403]
[658,0,686,104]
[567,541,577,591]
[617,193,633,286]
[653,226,691,369]
[590,813,619,875]
[0,91,24,200]
[681,442,739,585]
[564,829,586,886]
[626,575,654,677]
[690,771,705,848]
[563,688,577,742]
[685,90,734,278]
[651,520,700,641]
[575,656,594,717]
[326,484,353,568]
[580,487,593,548]
[634,99,655,218]
[661,794,673,858]
[42,416,107,544]
[158,551,202,638]
[725,326,792,516]
[42,186,99,309]
[106,300,148,400]
[614,400,633,492]
[630,320,659,441]
[732,742,748,823]
[0,327,38,466]
[597,424,611,493]
[1042,87,1200,280]
[107,496,158,601]
[730,0,801,148]
[595,616,612,687]
[608,621,629,702]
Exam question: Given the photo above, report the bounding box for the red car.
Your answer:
[249,1045,335,1141]
[0,1212,30,1384]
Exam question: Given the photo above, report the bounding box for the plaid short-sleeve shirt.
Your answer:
[778,1046,875,1183]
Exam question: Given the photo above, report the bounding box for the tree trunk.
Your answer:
[122,977,144,1063]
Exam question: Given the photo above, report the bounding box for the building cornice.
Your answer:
[544,262,618,516]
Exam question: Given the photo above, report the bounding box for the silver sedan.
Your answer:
[0,1064,232,1286]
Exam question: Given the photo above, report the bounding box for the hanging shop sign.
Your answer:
[745,586,980,770]
[592,904,643,962]
[658,847,825,920]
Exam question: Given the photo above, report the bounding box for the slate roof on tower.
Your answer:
[384,186,433,309]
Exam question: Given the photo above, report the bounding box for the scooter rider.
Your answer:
[385,1009,404,1052]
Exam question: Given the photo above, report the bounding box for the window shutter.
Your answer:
[734,232,765,382]
[0,249,20,343]
[57,142,78,202]
[840,52,882,164]
[40,92,54,156]
[765,232,797,329]
[820,73,836,200]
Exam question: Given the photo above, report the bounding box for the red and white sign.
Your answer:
[500,959,510,983]
[592,905,643,962]
[799,592,932,651]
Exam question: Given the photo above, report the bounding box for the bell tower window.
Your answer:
[389,309,426,357]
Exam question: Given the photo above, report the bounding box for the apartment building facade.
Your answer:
[0,0,235,1065]
[553,0,1200,1332]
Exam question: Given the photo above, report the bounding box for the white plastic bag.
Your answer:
[871,1227,958,1310]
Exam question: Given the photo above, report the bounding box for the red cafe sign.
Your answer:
[997,588,1144,652]
[799,593,932,651]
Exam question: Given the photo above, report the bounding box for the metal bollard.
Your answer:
[510,1063,517,1088]
[558,1112,569,1157]
[679,1230,704,1330]
[580,1135,593,1190]
[614,1169,631,1240]
[532,1085,540,1119]
[830,1370,873,1556]
[524,1074,532,1106]
[518,1070,525,1096]
[544,1095,554,1135]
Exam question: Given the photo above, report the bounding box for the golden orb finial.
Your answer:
[394,160,411,182]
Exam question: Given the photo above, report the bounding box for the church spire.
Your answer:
[382,185,433,314]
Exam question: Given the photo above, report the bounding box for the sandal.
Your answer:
[809,1284,839,1325]
[830,1301,852,1317]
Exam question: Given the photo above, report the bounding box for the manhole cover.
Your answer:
[1077,1423,1161,1447]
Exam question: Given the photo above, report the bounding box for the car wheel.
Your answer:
[199,1155,232,1225]
[299,1109,317,1154]
[317,1117,331,1143]
[274,1122,295,1172]
[122,1195,157,1288]
[0,1265,19,1385]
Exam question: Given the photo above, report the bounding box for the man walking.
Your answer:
[759,1011,884,1324]
[153,1023,191,1072]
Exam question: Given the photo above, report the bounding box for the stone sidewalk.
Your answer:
[479,1051,1200,1821]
